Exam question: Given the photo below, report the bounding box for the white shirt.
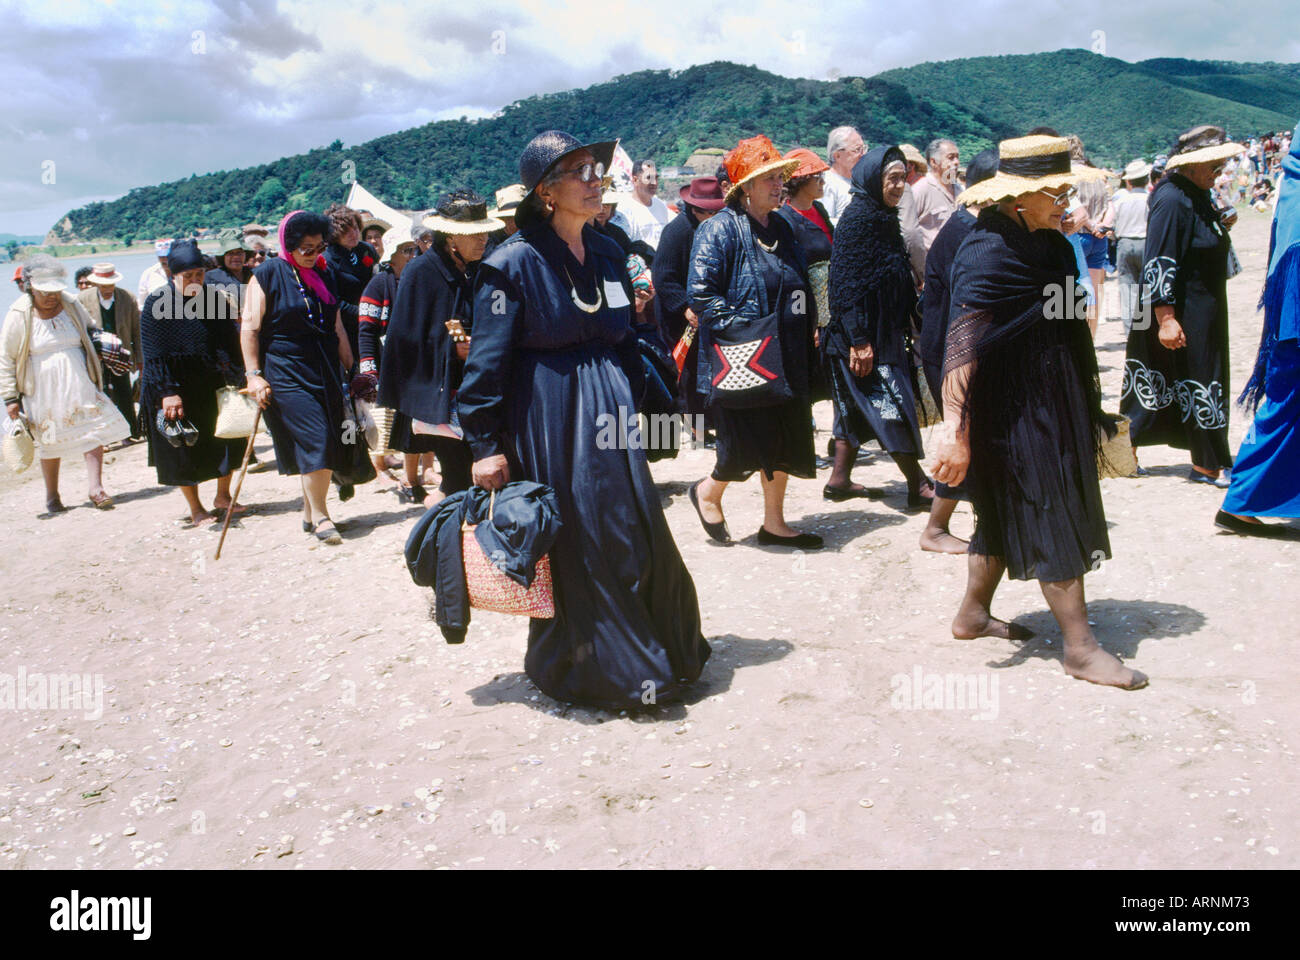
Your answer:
[98,293,115,311]
[822,168,855,224]
[618,193,676,249]
[137,262,169,306]
[1107,187,1149,239]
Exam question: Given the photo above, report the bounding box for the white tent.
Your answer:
[344,181,414,236]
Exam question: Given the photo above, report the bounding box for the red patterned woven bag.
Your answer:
[461,490,555,618]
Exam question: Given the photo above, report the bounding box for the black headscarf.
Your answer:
[828,146,914,325]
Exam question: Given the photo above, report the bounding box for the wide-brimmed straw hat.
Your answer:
[724,135,799,202]
[421,192,504,235]
[86,262,123,286]
[1121,159,1153,181]
[360,216,390,235]
[899,143,927,169]
[956,135,1106,206]
[1165,125,1246,170]
[783,148,830,180]
[488,183,527,220]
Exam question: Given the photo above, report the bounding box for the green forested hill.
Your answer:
[52,51,1298,243]
[878,49,1296,163]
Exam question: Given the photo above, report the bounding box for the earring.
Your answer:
[1015,205,1026,213]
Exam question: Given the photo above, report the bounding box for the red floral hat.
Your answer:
[724,135,799,201]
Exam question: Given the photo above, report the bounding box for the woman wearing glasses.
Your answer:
[458,130,708,710]
[241,210,356,545]
[1121,125,1245,487]
[930,135,1147,690]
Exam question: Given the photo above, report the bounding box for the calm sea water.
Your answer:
[10,244,226,305]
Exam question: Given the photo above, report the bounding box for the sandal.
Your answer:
[314,520,343,546]
[43,496,67,515]
[89,492,114,510]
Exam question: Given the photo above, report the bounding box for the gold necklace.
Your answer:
[564,265,602,314]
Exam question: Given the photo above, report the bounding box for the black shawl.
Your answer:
[378,244,473,424]
[946,208,1110,445]
[827,145,916,360]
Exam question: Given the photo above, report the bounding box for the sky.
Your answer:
[3,0,1297,236]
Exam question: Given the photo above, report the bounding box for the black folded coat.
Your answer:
[404,481,562,643]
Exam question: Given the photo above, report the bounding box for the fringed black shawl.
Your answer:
[945,208,1110,447]
[827,146,916,361]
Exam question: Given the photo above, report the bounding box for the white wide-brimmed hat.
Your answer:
[27,259,68,293]
[956,135,1106,206]
[488,183,526,220]
[1121,159,1153,181]
[378,225,417,264]
[86,262,123,286]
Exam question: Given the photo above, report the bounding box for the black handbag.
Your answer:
[706,267,792,410]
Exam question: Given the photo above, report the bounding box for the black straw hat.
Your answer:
[518,130,619,203]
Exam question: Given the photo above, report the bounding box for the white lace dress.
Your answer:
[22,310,129,458]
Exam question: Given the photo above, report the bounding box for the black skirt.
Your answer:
[145,361,243,486]
[710,397,815,481]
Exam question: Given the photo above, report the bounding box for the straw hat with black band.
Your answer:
[956,135,1107,206]
[1121,159,1153,183]
[488,183,527,221]
[723,134,799,203]
[421,193,505,235]
[515,130,619,229]
[1164,125,1245,170]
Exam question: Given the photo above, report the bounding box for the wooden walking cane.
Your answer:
[214,405,262,561]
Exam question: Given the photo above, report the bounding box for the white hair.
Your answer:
[827,126,862,159]
[927,139,957,163]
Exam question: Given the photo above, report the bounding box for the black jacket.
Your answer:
[651,205,703,343]
[404,481,563,643]
[379,245,473,425]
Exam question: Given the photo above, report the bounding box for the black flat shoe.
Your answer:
[823,483,885,502]
[338,483,356,502]
[177,419,200,447]
[314,520,343,545]
[688,480,732,544]
[1214,509,1287,538]
[757,527,824,549]
[302,520,316,533]
[43,496,67,515]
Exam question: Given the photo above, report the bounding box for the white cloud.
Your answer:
[0,0,1295,233]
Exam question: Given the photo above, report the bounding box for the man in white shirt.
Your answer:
[137,238,173,305]
[1106,159,1152,334]
[822,126,866,224]
[617,160,676,249]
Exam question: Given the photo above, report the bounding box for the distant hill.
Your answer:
[879,49,1297,162]
[51,51,1299,243]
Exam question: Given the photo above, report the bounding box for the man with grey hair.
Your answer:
[823,125,866,223]
[411,218,435,254]
[909,138,961,266]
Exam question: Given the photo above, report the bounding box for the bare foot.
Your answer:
[372,468,399,488]
[920,529,969,554]
[952,610,1034,640]
[212,499,249,515]
[1064,643,1148,689]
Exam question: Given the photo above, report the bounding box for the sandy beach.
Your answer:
[0,206,1293,870]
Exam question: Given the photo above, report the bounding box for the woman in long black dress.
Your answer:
[459,130,708,710]
[826,145,933,510]
[141,240,246,525]
[687,134,820,549]
[1122,125,1244,486]
[323,203,378,363]
[382,191,500,502]
[931,135,1147,690]
[241,210,355,546]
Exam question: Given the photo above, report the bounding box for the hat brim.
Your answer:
[361,219,391,233]
[487,206,519,219]
[678,186,727,210]
[955,166,1105,206]
[30,280,67,293]
[523,138,620,206]
[1165,142,1245,169]
[725,158,800,202]
[1122,164,1153,181]
[87,273,124,285]
[420,214,506,235]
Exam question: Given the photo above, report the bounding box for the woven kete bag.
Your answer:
[1097,413,1139,479]
[461,490,555,618]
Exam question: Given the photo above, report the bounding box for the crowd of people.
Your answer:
[3,116,1297,708]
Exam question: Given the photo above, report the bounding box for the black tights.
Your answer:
[430,437,472,495]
